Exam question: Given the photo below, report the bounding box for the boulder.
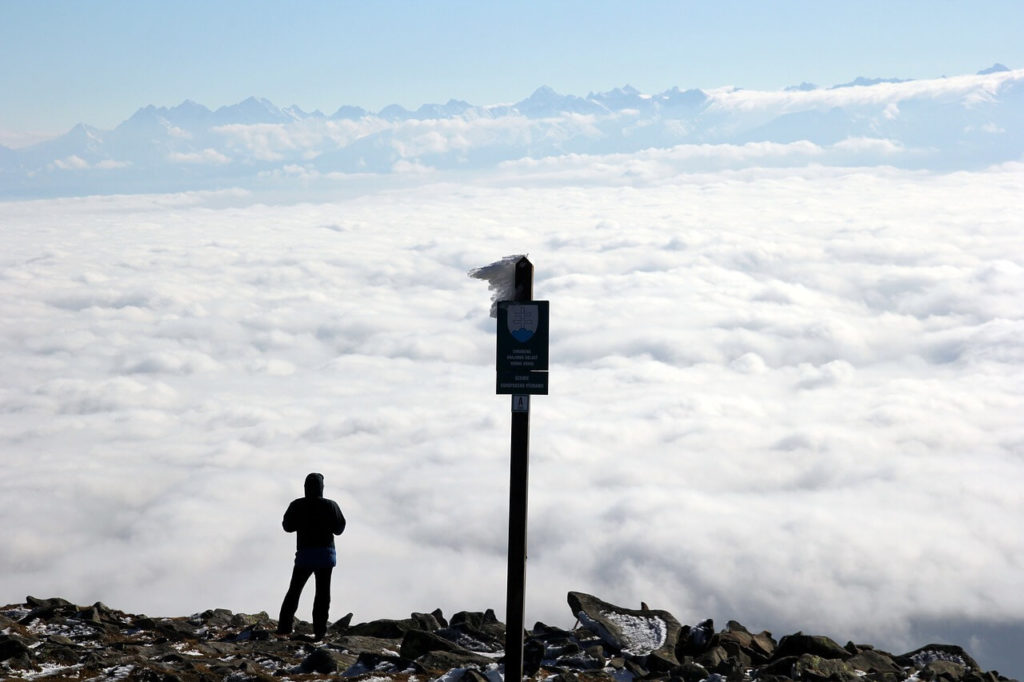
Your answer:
[793,653,859,682]
[677,618,716,657]
[18,596,77,625]
[340,650,413,677]
[900,644,980,672]
[461,669,494,682]
[153,618,201,640]
[556,647,607,671]
[297,647,344,674]
[229,610,271,628]
[411,611,443,631]
[334,634,403,656]
[331,612,353,632]
[26,596,74,609]
[846,647,903,675]
[399,628,493,667]
[717,621,774,666]
[195,608,235,628]
[450,609,505,641]
[347,617,419,638]
[0,633,32,662]
[438,609,505,653]
[924,660,969,682]
[678,659,710,682]
[415,649,492,673]
[696,644,729,670]
[567,590,682,665]
[774,632,851,660]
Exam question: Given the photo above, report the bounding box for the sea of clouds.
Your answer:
[2,97,1024,675]
[5,67,1022,200]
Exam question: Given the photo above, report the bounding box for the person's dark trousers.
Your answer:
[278,565,333,637]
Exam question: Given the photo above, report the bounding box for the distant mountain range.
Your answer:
[1,64,1020,198]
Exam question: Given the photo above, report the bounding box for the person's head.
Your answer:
[304,472,325,498]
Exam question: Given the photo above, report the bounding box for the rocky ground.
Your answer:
[0,592,1016,682]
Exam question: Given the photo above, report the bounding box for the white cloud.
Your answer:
[95,159,132,169]
[52,155,90,170]
[212,118,392,161]
[168,148,231,164]
[707,69,1024,115]
[49,155,131,171]
[0,162,1022,673]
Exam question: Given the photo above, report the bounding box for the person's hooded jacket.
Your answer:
[282,473,346,549]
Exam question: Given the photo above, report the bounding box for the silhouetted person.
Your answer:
[277,472,346,640]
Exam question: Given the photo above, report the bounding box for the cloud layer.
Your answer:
[3,68,1023,199]
[2,158,1022,675]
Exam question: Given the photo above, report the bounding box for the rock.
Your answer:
[335,633,404,656]
[154,618,202,640]
[0,594,1013,682]
[434,610,505,654]
[964,672,1004,682]
[450,609,505,642]
[524,637,546,675]
[567,590,682,665]
[461,669,493,682]
[556,647,606,670]
[677,618,715,658]
[900,644,981,671]
[331,612,353,632]
[751,631,776,659]
[678,659,710,682]
[774,632,852,660]
[411,611,443,631]
[793,653,859,681]
[194,608,235,628]
[18,599,76,625]
[623,657,649,677]
[716,622,770,667]
[341,650,414,677]
[229,611,271,627]
[0,633,32,662]
[760,654,799,677]
[297,647,343,674]
[697,644,729,670]
[846,648,903,675]
[415,649,491,673]
[26,596,73,609]
[399,628,493,667]
[924,660,969,682]
[347,617,418,638]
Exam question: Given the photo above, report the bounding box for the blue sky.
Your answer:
[2,0,1023,144]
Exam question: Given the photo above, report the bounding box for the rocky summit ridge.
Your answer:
[0,592,1016,682]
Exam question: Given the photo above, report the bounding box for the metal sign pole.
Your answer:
[505,257,532,682]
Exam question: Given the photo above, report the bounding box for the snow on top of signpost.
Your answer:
[467,254,526,318]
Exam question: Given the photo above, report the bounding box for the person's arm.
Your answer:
[282,501,298,532]
[332,501,346,535]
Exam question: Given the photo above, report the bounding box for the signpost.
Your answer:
[469,254,549,681]
[498,258,547,682]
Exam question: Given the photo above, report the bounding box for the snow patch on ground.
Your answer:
[601,611,667,655]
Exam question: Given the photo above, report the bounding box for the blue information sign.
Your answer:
[496,300,549,395]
